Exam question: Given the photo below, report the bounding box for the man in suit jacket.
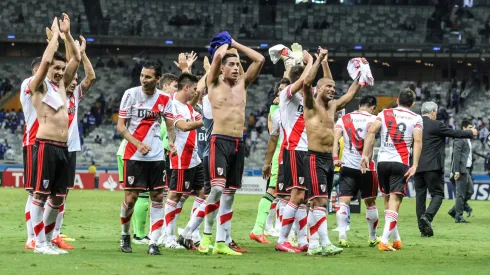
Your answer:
[448,120,477,223]
[415,102,476,237]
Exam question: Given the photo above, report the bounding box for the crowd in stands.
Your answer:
[0,78,14,99]
[0,139,12,160]
[0,108,24,134]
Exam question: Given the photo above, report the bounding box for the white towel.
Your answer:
[347,58,374,87]
[42,82,64,111]
[268,44,295,65]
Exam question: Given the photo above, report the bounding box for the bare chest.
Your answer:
[211,85,246,109]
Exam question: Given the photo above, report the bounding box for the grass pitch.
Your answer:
[1,189,489,275]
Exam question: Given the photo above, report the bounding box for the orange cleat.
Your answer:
[249,232,271,244]
[25,240,35,250]
[378,242,396,251]
[229,240,248,253]
[393,240,402,250]
[52,235,74,250]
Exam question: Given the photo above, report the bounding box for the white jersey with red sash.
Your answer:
[170,100,202,169]
[20,76,39,147]
[67,85,83,152]
[279,85,308,151]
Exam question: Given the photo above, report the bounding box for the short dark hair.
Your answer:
[289,65,305,83]
[359,95,377,108]
[53,51,67,63]
[222,53,238,65]
[31,57,42,69]
[161,73,178,86]
[398,88,416,108]
[461,120,472,129]
[274,78,291,95]
[178,73,199,90]
[142,61,162,78]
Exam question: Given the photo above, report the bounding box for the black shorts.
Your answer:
[67,151,77,189]
[338,167,378,199]
[377,162,409,196]
[304,150,334,200]
[32,139,69,197]
[164,152,170,190]
[283,149,307,191]
[169,163,205,195]
[275,164,289,195]
[209,135,245,189]
[203,155,211,195]
[23,145,34,190]
[123,160,166,191]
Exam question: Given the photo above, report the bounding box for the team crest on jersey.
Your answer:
[185,181,190,189]
[279,183,284,190]
[128,176,135,185]
[217,167,224,176]
[158,104,164,112]
[299,177,304,185]
[320,184,326,193]
[43,180,49,189]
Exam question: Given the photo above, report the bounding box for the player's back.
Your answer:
[337,111,377,170]
[377,107,423,166]
[279,85,307,151]
[20,77,39,146]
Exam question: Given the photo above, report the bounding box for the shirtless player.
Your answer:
[198,38,265,256]
[29,14,81,255]
[302,49,366,256]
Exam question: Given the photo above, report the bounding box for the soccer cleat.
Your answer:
[393,240,402,250]
[297,244,309,252]
[213,242,242,256]
[275,242,301,253]
[132,235,150,245]
[177,236,196,251]
[147,244,161,255]
[249,232,271,244]
[368,236,381,247]
[198,234,212,254]
[25,240,36,250]
[49,243,68,254]
[120,235,132,253]
[59,234,75,242]
[34,243,60,255]
[322,244,343,256]
[52,236,74,250]
[307,247,324,256]
[165,239,185,249]
[378,242,396,251]
[229,240,248,253]
[339,239,350,248]
[192,230,201,247]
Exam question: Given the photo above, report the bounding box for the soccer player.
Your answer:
[21,57,42,250]
[50,34,96,249]
[164,73,205,249]
[198,38,264,256]
[117,61,174,255]
[29,14,81,254]
[251,78,290,244]
[361,88,423,251]
[333,95,380,248]
[302,48,364,256]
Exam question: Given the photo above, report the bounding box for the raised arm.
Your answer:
[61,14,82,89]
[303,48,328,109]
[289,51,313,96]
[207,44,229,87]
[334,58,368,111]
[30,18,60,93]
[360,120,381,173]
[230,39,265,88]
[188,90,201,107]
[78,36,96,97]
[321,57,332,79]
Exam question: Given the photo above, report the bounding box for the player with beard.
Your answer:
[198,37,264,256]
[118,61,174,255]
[29,14,81,255]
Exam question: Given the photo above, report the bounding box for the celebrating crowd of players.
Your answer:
[20,14,424,256]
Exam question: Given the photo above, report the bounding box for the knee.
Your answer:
[49,196,64,206]
[210,186,224,198]
[151,192,165,202]
[364,198,376,207]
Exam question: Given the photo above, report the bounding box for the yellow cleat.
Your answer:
[198,234,212,254]
[339,239,350,248]
[393,240,402,250]
[378,242,396,251]
[212,242,242,256]
[369,236,381,247]
[60,234,75,242]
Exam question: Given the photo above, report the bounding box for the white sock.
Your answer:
[203,184,223,235]
[216,190,235,242]
[43,201,61,242]
[25,194,34,242]
[164,199,178,242]
[31,198,47,245]
[278,201,298,244]
[149,200,164,245]
[52,200,66,239]
[120,201,134,235]
[391,225,401,241]
[183,200,206,239]
[266,198,279,230]
[313,206,331,247]
[336,203,349,240]
[295,204,308,246]
[275,199,285,232]
[191,197,205,216]
[307,209,319,249]
[366,205,379,240]
[381,210,398,244]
